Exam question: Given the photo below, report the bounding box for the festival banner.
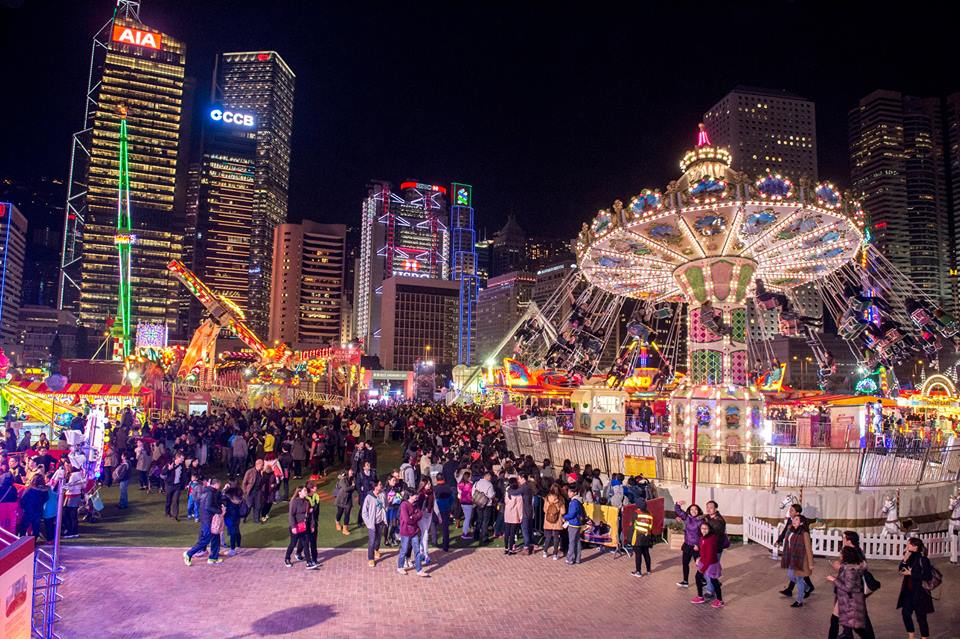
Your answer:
[0,536,35,639]
[624,454,657,479]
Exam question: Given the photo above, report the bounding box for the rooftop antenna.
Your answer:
[115,0,142,23]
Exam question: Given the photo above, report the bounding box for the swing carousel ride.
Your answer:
[491,124,959,450]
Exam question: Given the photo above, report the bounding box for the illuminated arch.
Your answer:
[920,374,956,398]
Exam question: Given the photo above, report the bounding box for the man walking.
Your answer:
[472,471,496,545]
[183,478,224,566]
[563,485,585,565]
[115,453,131,509]
[242,459,264,524]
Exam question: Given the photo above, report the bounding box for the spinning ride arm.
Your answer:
[167,260,268,358]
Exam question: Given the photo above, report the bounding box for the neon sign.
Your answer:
[111,25,162,50]
[210,108,255,127]
[114,234,137,245]
[399,181,448,195]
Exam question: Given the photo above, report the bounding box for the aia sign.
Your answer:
[111,25,162,50]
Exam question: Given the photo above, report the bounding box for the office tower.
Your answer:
[0,203,28,348]
[0,176,64,308]
[270,221,346,347]
[449,183,479,364]
[475,236,494,286]
[17,305,78,366]
[526,237,574,271]
[356,180,450,356]
[475,271,536,361]
[490,215,526,277]
[180,163,201,333]
[532,261,577,318]
[849,90,950,307]
[946,92,960,312]
[378,277,460,370]
[215,51,296,337]
[60,3,187,335]
[194,107,258,314]
[703,86,818,182]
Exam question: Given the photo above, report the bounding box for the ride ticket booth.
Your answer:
[570,386,628,435]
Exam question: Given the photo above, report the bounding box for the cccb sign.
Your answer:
[210,108,255,127]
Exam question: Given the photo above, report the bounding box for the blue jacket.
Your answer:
[563,495,585,527]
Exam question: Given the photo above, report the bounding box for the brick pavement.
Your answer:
[57,543,960,638]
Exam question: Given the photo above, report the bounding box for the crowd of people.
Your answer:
[0,400,945,635]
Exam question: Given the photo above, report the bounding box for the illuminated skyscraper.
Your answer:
[194,108,258,314]
[355,180,449,357]
[59,2,187,334]
[215,51,296,336]
[449,183,478,364]
[270,221,346,347]
[0,203,28,349]
[703,87,818,182]
[849,90,950,307]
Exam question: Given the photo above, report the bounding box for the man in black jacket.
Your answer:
[164,453,186,521]
[183,478,224,566]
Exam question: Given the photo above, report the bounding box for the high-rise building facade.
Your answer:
[215,51,296,336]
[526,237,574,271]
[60,5,187,335]
[0,176,64,308]
[270,221,346,347]
[194,107,258,313]
[449,183,478,364]
[355,181,450,357]
[475,271,535,361]
[849,90,951,307]
[703,86,818,182]
[532,261,577,319]
[490,215,526,278]
[0,203,28,348]
[378,277,460,371]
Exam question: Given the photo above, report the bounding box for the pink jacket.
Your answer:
[504,491,523,524]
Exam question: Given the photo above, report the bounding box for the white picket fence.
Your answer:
[744,517,955,561]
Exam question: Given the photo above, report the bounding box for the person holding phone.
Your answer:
[897,537,934,639]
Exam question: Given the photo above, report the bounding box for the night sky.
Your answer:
[0,0,956,240]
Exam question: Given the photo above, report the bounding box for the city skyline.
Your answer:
[1,1,957,242]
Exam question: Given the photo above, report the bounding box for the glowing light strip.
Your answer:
[621,229,688,262]
[676,215,707,258]
[720,203,745,255]
[753,220,847,260]
[736,206,802,256]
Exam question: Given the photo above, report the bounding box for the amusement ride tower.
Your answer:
[575,125,864,498]
[112,105,134,358]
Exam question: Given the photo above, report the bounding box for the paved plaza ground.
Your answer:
[58,543,959,638]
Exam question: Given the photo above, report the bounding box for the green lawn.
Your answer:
[63,440,463,549]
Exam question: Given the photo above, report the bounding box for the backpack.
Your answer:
[545,499,561,524]
[472,489,489,509]
[112,463,125,483]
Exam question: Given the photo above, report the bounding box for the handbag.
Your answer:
[211,513,224,535]
[295,521,307,534]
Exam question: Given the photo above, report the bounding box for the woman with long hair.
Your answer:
[674,500,704,587]
[691,521,724,608]
[457,470,474,540]
[284,485,316,569]
[897,537,935,639]
[334,468,355,533]
[541,482,565,559]
[503,476,522,555]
